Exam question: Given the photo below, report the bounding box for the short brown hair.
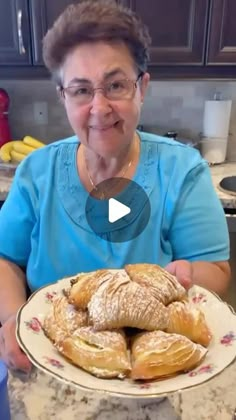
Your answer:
[42,0,151,83]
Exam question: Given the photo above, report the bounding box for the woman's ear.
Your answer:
[140,72,150,102]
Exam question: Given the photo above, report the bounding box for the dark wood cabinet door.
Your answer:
[0,0,31,65]
[30,0,121,66]
[207,0,236,64]
[121,0,209,65]
[30,0,79,65]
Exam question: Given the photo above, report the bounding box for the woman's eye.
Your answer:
[109,81,125,91]
[71,87,91,96]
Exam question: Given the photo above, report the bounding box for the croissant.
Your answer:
[131,330,207,380]
[166,301,212,347]
[88,273,169,331]
[43,295,88,343]
[56,326,131,379]
[125,263,187,305]
[68,269,119,309]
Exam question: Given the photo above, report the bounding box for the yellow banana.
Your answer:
[12,142,35,155]
[23,136,45,149]
[10,150,26,163]
[1,137,44,163]
[0,141,21,162]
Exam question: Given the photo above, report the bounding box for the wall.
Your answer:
[141,81,236,161]
[1,79,236,160]
[0,80,73,143]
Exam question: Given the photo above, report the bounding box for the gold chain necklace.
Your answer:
[86,158,132,200]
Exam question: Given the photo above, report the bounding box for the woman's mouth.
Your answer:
[89,121,120,131]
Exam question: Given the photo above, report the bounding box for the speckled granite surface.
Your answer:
[210,163,236,209]
[1,162,236,208]
[8,360,236,420]
[0,175,12,201]
[8,369,180,420]
[0,164,15,200]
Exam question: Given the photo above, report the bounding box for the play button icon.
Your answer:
[108,198,131,223]
[85,177,151,243]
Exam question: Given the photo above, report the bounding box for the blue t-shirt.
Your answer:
[0,132,229,291]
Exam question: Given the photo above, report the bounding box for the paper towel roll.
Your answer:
[203,100,232,138]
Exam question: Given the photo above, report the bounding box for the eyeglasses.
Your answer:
[60,73,143,106]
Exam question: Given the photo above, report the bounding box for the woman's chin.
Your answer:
[89,126,120,140]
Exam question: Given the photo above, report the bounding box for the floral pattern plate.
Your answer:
[16,280,236,398]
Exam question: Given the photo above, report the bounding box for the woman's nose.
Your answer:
[89,90,112,115]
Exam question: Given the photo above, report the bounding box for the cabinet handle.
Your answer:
[17,9,26,55]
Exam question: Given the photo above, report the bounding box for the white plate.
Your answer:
[16,280,236,398]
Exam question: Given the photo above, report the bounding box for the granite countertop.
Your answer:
[0,162,16,200]
[0,174,13,201]
[1,162,236,208]
[210,163,236,209]
[8,359,236,420]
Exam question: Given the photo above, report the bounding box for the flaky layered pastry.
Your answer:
[131,330,207,380]
[88,272,169,331]
[43,312,67,343]
[42,264,212,380]
[68,269,117,309]
[56,326,131,378]
[43,295,88,343]
[125,263,187,305]
[166,301,212,347]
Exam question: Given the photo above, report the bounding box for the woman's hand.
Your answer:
[0,314,32,373]
[165,259,193,290]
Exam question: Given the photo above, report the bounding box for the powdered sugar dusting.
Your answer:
[88,274,168,331]
[131,330,207,379]
[40,264,210,380]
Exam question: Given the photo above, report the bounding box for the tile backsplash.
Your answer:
[0,80,73,143]
[1,79,236,160]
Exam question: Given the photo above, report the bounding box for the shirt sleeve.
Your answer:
[169,162,230,262]
[0,165,36,266]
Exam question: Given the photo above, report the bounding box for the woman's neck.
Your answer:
[81,133,140,185]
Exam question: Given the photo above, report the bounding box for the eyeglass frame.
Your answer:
[59,72,144,105]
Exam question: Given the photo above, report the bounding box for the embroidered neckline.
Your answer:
[57,133,158,232]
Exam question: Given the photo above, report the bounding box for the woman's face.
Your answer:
[60,41,149,158]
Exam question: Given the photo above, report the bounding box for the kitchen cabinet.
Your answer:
[0,0,119,76]
[207,0,236,65]
[0,0,236,79]
[0,0,83,68]
[32,0,236,68]
[30,0,79,65]
[120,0,236,78]
[0,0,31,65]
[30,0,123,65]
[120,0,209,65]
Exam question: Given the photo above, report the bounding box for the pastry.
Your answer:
[43,311,68,343]
[56,326,131,379]
[42,263,212,382]
[88,272,169,331]
[131,330,207,380]
[166,301,212,347]
[125,263,187,305]
[68,269,118,309]
[43,295,88,343]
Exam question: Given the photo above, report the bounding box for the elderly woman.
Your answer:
[0,0,230,373]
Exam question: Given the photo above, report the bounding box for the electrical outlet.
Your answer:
[33,101,48,125]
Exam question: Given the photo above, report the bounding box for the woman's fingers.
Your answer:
[0,316,32,373]
[165,260,193,290]
[7,339,32,373]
